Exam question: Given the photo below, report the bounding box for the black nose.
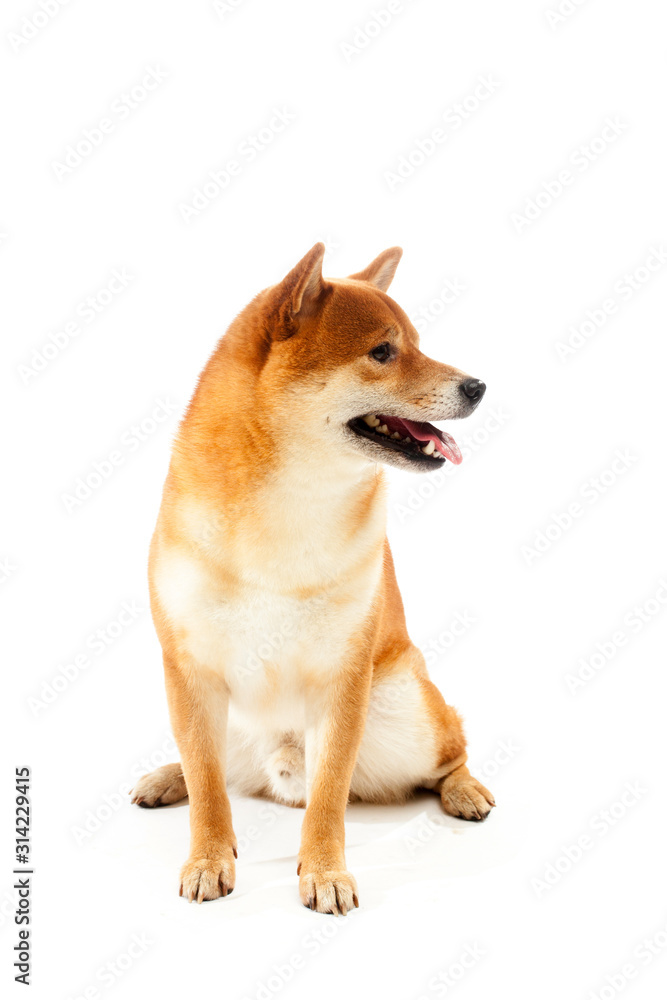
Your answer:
[460,378,486,403]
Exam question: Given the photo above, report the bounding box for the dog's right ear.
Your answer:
[270,243,329,341]
[349,247,403,292]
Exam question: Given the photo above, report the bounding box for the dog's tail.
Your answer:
[264,736,306,807]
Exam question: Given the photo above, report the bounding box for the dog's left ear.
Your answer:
[349,247,403,292]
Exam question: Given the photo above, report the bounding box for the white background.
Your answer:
[2,1,667,998]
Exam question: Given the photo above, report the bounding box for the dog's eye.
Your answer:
[370,342,392,363]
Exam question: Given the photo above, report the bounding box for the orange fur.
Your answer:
[134,244,494,913]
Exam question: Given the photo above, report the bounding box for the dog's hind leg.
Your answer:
[351,648,495,819]
[131,762,187,807]
[416,674,495,820]
[415,672,495,820]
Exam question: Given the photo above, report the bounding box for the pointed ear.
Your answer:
[349,247,403,292]
[269,243,329,342]
[289,242,327,317]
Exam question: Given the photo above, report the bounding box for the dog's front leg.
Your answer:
[164,655,237,902]
[298,653,373,915]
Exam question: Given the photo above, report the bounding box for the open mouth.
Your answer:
[348,413,463,465]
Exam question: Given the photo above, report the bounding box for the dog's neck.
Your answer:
[171,370,388,591]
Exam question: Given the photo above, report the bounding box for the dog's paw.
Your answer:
[179,853,236,902]
[131,762,187,807]
[299,869,359,915]
[440,772,495,822]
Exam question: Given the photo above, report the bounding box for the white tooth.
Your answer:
[370,417,380,427]
[379,424,389,434]
[422,440,436,456]
[362,414,376,426]
[391,432,401,439]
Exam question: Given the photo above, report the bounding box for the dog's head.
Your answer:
[234,243,485,475]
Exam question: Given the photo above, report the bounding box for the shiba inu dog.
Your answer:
[132,244,494,914]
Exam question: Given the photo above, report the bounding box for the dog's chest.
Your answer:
[154,541,381,707]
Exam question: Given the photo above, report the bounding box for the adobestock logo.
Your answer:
[585,916,667,1000]
[416,944,486,999]
[51,67,168,180]
[472,738,521,783]
[511,118,627,234]
[391,406,510,524]
[384,75,501,192]
[18,269,134,385]
[555,246,667,362]
[63,933,153,998]
[0,556,17,586]
[212,0,250,16]
[545,0,592,29]
[421,611,476,669]
[178,108,296,223]
[240,918,353,1000]
[235,804,281,858]
[410,278,467,334]
[521,449,638,566]
[70,734,178,845]
[60,397,178,514]
[531,781,648,898]
[339,0,421,64]
[565,578,667,695]
[7,0,73,53]
[231,619,297,680]
[27,601,144,716]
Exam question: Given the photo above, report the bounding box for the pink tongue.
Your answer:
[382,416,463,465]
